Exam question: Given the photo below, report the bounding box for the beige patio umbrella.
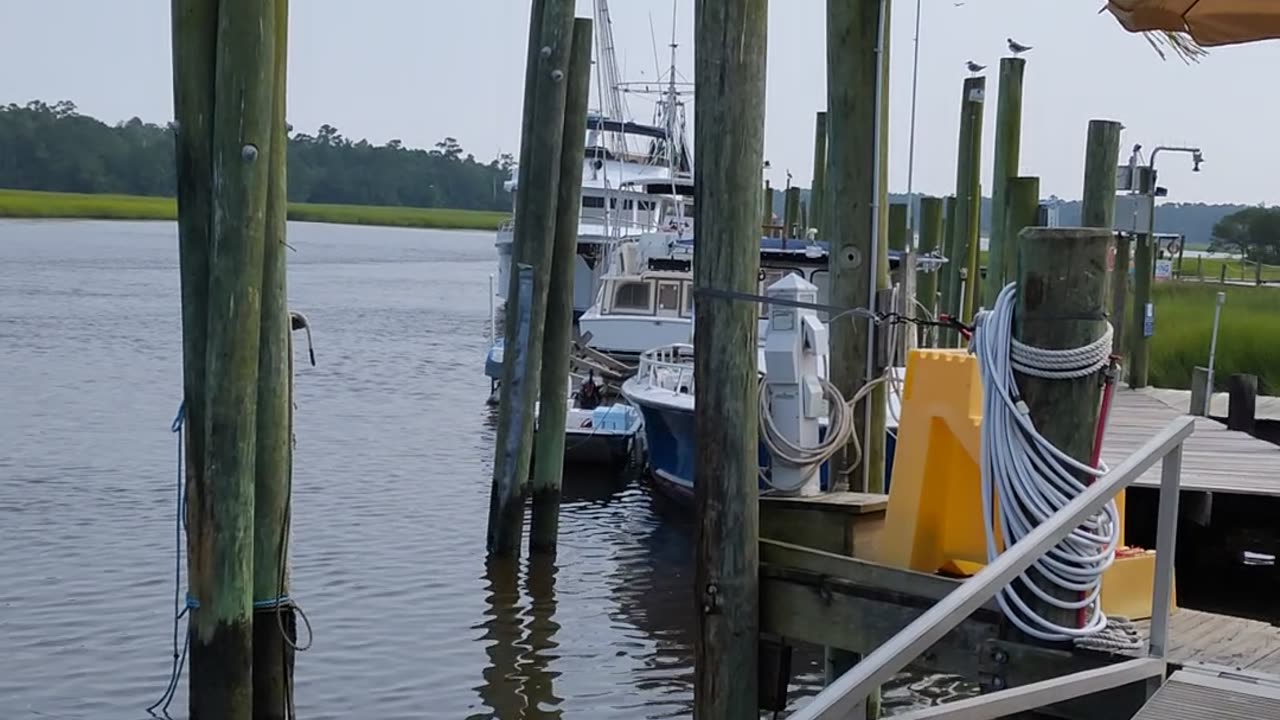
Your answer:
[1108,0,1280,48]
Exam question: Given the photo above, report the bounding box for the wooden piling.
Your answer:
[1015,227,1112,636]
[812,111,828,235]
[182,0,280,714]
[784,186,802,238]
[763,179,774,227]
[950,76,985,322]
[939,195,958,342]
[1130,232,1153,388]
[1228,374,1258,433]
[530,17,592,555]
[985,57,1025,299]
[692,0,767,714]
[1219,264,1227,284]
[828,0,881,494]
[916,196,943,346]
[1001,177,1040,293]
[964,181,983,316]
[1080,120,1124,357]
[488,0,576,557]
[171,1,217,709]
[252,0,295,716]
[888,203,908,254]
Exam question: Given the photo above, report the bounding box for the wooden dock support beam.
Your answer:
[692,0,767,715]
[487,0,575,557]
[252,0,296,716]
[1080,120,1124,359]
[986,57,1026,299]
[1015,227,1113,635]
[530,17,592,555]
[1227,374,1258,433]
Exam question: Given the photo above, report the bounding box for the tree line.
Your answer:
[0,100,514,211]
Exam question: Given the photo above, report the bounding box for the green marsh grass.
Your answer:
[0,189,507,231]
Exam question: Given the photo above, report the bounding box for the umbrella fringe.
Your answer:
[1143,29,1209,63]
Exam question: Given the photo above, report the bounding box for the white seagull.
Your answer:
[966,60,986,74]
[1008,37,1033,55]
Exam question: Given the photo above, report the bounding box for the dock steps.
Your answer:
[1133,668,1280,720]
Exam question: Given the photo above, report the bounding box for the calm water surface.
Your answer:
[0,220,954,719]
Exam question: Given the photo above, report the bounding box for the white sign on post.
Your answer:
[1155,259,1173,281]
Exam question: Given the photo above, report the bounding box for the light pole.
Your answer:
[904,0,923,236]
[1130,145,1203,388]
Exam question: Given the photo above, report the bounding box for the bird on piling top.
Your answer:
[1008,37,1033,55]
[965,60,986,74]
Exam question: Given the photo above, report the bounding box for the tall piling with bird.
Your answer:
[530,17,593,555]
[949,74,984,323]
[692,0,767,714]
[487,0,576,558]
[985,55,1026,298]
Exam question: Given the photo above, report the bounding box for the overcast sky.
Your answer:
[3,1,1275,204]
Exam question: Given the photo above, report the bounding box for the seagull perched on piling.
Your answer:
[966,60,986,74]
[1007,37,1033,55]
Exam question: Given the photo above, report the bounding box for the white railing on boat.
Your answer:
[634,343,696,396]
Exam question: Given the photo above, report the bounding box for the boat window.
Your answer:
[657,281,682,315]
[582,196,606,209]
[611,280,654,314]
[682,281,694,316]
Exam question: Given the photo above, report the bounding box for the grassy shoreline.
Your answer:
[0,188,507,231]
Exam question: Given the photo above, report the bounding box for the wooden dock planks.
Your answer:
[1133,609,1280,675]
[1101,390,1280,497]
[1132,669,1280,720]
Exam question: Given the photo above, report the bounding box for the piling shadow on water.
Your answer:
[469,555,564,720]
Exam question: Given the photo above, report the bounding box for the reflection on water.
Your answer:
[0,220,968,719]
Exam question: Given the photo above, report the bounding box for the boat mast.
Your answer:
[593,0,628,156]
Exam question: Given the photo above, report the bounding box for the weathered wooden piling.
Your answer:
[1003,177,1040,286]
[252,0,296,716]
[763,179,774,227]
[985,57,1026,299]
[179,0,281,713]
[1228,374,1259,433]
[811,111,828,234]
[488,0,575,557]
[888,202,908,254]
[964,181,983,315]
[939,195,958,342]
[1130,232,1153,388]
[916,196,943,346]
[950,76,984,322]
[692,0,767,714]
[1015,227,1112,636]
[1079,120,1124,357]
[828,0,882,495]
[530,17,592,555]
[784,186,802,238]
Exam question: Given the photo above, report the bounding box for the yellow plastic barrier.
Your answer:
[874,348,1169,620]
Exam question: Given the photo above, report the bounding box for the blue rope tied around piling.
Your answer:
[147,402,189,716]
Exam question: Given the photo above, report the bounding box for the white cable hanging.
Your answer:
[973,282,1117,642]
[757,309,899,494]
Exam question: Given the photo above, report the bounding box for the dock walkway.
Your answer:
[1101,389,1280,497]
[1137,385,1280,422]
[1133,668,1280,720]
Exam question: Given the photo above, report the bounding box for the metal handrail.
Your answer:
[635,343,695,395]
[789,415,1194,720]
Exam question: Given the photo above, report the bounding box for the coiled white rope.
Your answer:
[973,283,1118,642]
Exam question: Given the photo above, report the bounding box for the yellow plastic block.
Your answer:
[875,349,1171,620]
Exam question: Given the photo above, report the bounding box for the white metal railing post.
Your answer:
[787,416,1196,720]
[1148,441,1185,659]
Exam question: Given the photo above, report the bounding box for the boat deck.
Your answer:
[1101,390,1280,497]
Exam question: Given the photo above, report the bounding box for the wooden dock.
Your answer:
[1101,389,1280,497]
[1133,668,1280,720]
[1137,385,1280,422]
[1134,609,1280,675]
